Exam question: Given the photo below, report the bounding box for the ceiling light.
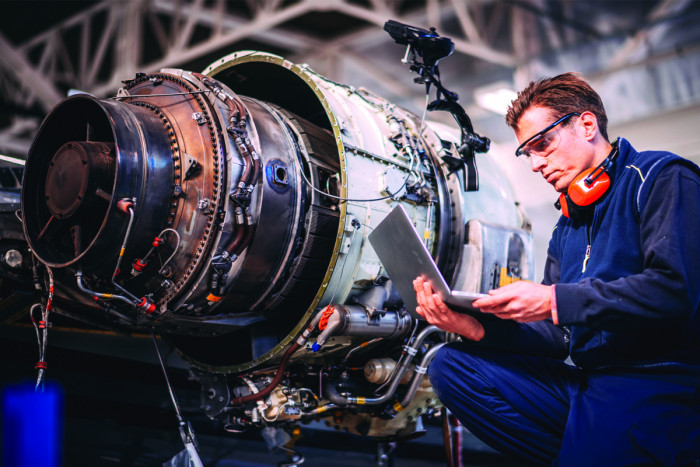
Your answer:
[0,154,25,165]
[474,82,517,115]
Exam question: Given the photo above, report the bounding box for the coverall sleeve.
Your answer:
[554,163,700,331]
[542,238,561,287]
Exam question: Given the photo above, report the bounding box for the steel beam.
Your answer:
[0,32,63,112]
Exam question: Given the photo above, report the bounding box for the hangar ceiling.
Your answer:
[0,0,699,160]
[0,3,698,463]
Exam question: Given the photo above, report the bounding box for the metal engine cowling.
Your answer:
[21,51,528,377]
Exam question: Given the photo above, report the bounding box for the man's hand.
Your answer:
[473,281,552,322]
[413,277,485,341]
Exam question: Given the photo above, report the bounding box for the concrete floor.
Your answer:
[2,325,525,467]
[61,417,523,467]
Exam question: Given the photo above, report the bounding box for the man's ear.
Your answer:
[578,111,598,141]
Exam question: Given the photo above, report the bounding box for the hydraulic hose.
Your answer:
[224,206,246,257]
[229,311,324,405]
[229,341,301,405]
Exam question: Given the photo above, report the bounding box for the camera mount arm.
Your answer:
[384,20,490,191]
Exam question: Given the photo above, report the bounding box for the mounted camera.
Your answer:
[384,20,490,191]
[384,20,455,69]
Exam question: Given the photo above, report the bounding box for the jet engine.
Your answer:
[16,50,533,443]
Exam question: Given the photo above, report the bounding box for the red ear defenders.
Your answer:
[556,144,618,220]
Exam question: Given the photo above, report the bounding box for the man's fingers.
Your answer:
[413,278,422,292]
[474,292,513,309]
[416,287,425,305]
[414,278,440,316]
[420,282,437,307]
[432,293,445,310]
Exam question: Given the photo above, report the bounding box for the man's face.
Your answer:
[515,106,595,193]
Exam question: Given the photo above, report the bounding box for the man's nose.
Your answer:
[530,154,547,172]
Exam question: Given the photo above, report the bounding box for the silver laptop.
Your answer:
[369,205,487,316]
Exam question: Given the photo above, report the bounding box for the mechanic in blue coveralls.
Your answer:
[414,72,700,466]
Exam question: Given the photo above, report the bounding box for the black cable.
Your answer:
[295,115,429,203]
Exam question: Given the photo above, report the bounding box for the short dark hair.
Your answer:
[505,72,608,141]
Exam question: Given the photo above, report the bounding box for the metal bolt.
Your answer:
[198,198,210,212]
[192,112,206,125]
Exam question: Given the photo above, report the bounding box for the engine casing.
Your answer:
[19,51,533,438]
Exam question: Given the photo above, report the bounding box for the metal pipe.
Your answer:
[361,325,440,405]
[450,412,463,467]
[326,325,441,406]
[312,311,342,351]
[110,204,139,302]
[312,305,412,352]
[303,403,339,416]
[334,305,413,338]
[135,228,181,274]
[443,407,454,467]
[399,342,447,409]
[76,269,136,306]
[151,331,204,467]
[157,228,181,273]
[343,338,383,363]
[232,131,253,194]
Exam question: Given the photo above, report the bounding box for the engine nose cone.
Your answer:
[45,142,90,219]
[44,141,115,220]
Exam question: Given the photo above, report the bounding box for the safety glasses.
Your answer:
[515,112,580,161]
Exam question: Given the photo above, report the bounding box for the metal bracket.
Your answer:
[184,154,200,180]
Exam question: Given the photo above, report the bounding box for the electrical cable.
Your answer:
[296,150,411,203]
[31,266,54,392]
[291,99,431,203]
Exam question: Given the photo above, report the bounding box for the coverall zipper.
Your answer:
[582,222,591,273]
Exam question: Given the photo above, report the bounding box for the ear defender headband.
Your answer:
[555,142,619,220]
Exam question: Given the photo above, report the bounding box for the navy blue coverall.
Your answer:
[428,138,700,466]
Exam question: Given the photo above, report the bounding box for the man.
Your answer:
[414,73,700,466]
